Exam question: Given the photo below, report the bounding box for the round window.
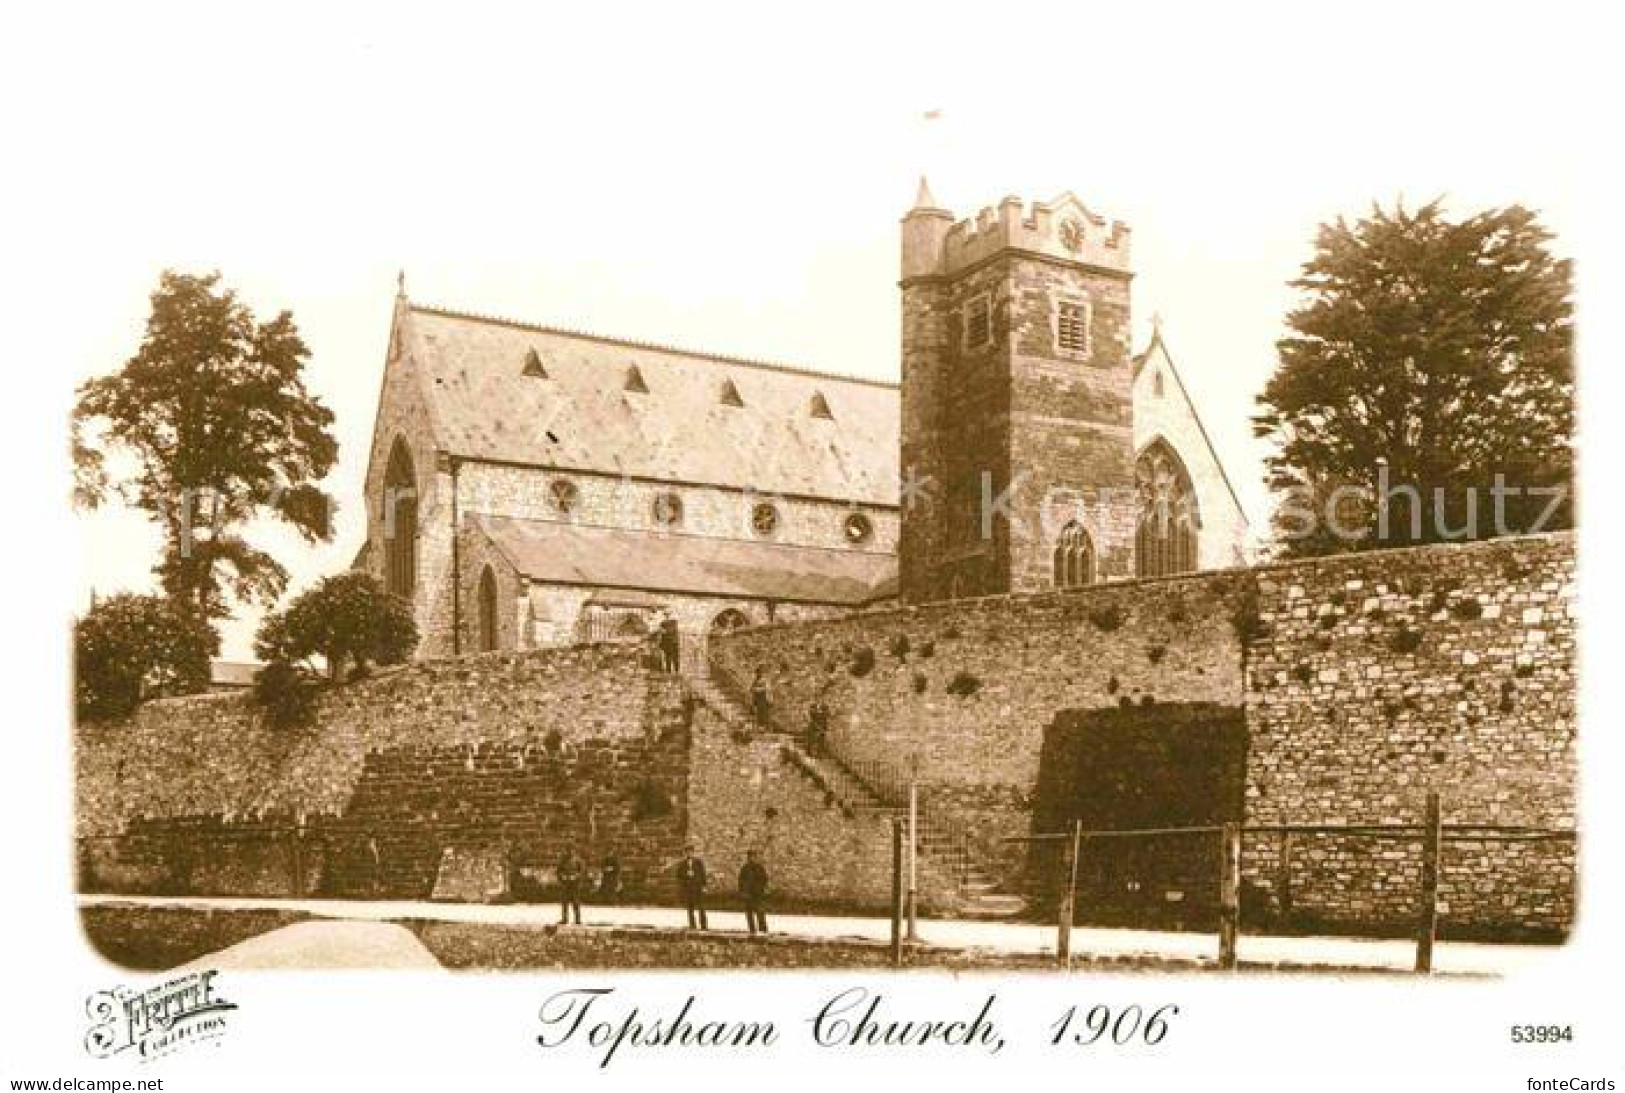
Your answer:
[549,478,579,514]
[750,502,780,537]
[653,492,684,526]
[843,512,873,544]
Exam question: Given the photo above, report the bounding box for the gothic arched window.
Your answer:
[383,439,418,601]
[477,566,498,653]
[1136,440,1199,578]
[1053,521,1095,588]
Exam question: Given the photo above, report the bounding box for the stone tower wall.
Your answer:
[899,192,1138,603]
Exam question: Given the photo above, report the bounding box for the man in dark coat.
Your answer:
[749,669,772,729]
[805,696,830,750]
[598,853,623,903]
[557,847,585,925]
[676,845,708,929]
[738,849,769,936]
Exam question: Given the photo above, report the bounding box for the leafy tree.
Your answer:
[75,593,216,720]
[73,271,338,621]
[1255,201,1574,557]
[254,572,417,682]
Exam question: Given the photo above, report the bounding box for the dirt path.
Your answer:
[84,894,1553,975]
[178,920,442,971]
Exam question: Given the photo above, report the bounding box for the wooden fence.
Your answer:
[1015,792,1576,973]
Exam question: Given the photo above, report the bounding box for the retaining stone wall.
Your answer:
[76,645,690,902]
[711,532,1577,935]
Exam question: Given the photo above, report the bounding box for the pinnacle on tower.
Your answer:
[913,175,940,211]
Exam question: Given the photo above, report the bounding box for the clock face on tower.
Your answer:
[1060,218,1084,253]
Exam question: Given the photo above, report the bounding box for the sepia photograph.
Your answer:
[6,0,1621,1088]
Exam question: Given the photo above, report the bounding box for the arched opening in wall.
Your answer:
[1053,521,1096,588]
[707,607,750,660]
[383,439,418,600]
[477,566,498,652]
[1136,439,1199,578]
[710,608,750,636]
[614,612,650,639]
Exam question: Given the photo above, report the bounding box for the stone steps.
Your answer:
[684,671,1024,918]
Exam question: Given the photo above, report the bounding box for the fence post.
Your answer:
[1276,831,1295,923]
[1218,822,1241,970]
[289,826,303,897]
[906,775,919,942]
[1416,792,1442,974]
[890,819,904,968]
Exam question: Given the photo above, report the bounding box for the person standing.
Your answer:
[806,696,829,750]
[598,853,623,904]
[749,668,773,729]
[676,846,709,929]
[738,849,770,936]
[557,846,585,925]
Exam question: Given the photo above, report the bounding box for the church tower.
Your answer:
[898,181,1137,603]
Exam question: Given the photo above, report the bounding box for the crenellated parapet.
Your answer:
[903,188,1131,281]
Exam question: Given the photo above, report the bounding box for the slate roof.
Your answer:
[474,516,897,605]
[403,304,901,506]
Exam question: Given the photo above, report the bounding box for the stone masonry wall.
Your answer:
[1242,533,1576,935]
[688,704,893,907]
[711,532,1577,934]
[898,262,1012,603]
[79,531,1577,935]
[711,572,1250,885]
[1006,258,1137,590]
[687,703,963,912]
[359,313,460,657]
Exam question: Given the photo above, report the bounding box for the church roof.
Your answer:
[475,516,897,605]
[401,304,900,506]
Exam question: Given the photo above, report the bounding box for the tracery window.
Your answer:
[1136,440,1199,578]
[1053,521,1096,588]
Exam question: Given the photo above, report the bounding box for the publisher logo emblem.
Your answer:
[84,970,237,1061]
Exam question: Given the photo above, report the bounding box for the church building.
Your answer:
[355,184,1247,657]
